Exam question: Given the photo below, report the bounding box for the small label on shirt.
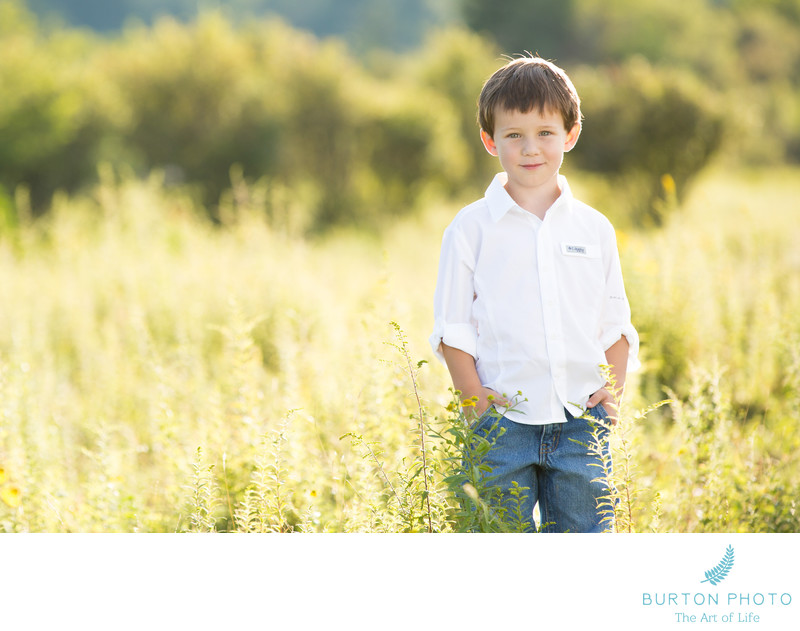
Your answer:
[561,243,598,257]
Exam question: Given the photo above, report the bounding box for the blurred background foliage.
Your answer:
[2,0,800,229]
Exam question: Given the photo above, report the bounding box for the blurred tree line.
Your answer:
[25,0,458,52]
[1,0,799,231]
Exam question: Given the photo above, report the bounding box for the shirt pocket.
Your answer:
[559,242,605,306]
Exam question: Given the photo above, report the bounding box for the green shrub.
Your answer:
[0,4,112,212]
[408,28,509,198]
[571,59,728,227]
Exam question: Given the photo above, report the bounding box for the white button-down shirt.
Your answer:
[430,173,640,425]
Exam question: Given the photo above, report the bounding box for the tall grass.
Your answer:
[0,165,797,532]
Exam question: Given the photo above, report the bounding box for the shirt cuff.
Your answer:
[601,324,641,373]
[429,322,478,363]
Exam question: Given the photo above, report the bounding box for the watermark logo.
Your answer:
[641,543,793,624]
[701,545,734,586]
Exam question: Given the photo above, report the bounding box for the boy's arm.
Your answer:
[441,343,508,421]
[590,220,639,423]
[586,335,630,423]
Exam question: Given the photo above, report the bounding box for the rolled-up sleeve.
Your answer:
[599,229,641,372]
[429,225,479,363]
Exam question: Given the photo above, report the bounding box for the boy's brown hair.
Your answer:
[478,56,582,137]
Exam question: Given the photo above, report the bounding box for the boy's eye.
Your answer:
[507,132,521,139]
[539,131,552,136]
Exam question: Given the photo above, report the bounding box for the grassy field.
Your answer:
[0,165,798,532]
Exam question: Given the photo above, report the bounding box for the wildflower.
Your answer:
[1,486,21,508]
[661,173,676,196]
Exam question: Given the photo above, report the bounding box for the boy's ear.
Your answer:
[480,129,498,156]
[564,123,581,152]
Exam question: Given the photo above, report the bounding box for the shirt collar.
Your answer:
[485,172,573,222]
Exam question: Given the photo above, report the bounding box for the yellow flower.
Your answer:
[661,173,676,196]
[0,467,6,485]
[1,486,21,508]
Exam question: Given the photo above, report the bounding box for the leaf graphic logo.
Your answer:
[701,545,735,586]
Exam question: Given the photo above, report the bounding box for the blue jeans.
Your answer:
[471,404,612,533]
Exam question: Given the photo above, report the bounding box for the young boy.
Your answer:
[429,56,640,532]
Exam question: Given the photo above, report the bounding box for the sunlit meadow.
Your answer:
[0,165,798,532]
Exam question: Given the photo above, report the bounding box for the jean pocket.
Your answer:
[469,404,496,430]
[588,402,609,421]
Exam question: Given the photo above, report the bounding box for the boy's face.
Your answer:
[480,107,580,202]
